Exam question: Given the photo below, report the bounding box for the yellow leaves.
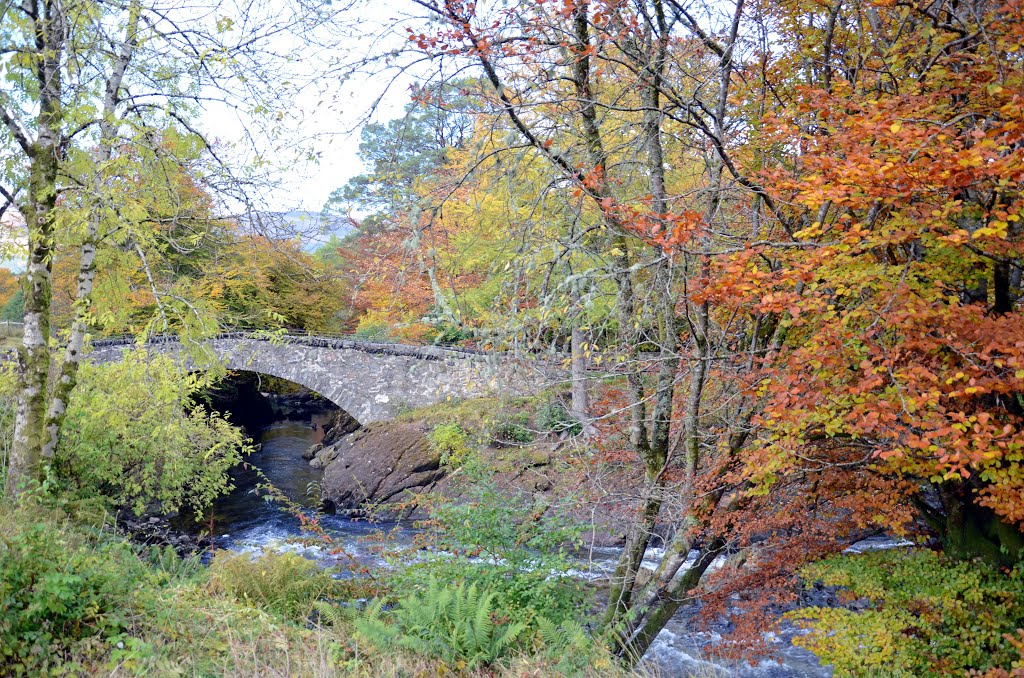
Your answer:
[957,154,983,169]
[889,121,902,133]
[794,221,824,239]
[972,222,1009,240]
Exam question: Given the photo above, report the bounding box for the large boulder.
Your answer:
[320,408,360,446]
[319,421,444,515]
[311,413,634,546]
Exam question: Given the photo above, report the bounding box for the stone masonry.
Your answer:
[89,335,542,424]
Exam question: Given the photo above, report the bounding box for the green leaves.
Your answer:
[790,549,1024,676]
[427,422,472,467]
[0,521,143,673]
[55,352,251,516]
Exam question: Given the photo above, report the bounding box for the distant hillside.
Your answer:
[238,211,357,252]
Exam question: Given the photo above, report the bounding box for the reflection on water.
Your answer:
[211,416,330,536]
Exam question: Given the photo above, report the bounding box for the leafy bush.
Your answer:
[428,422,472,467]
[206,550,338,621]
[789,549,1024,676]
[0,516,144,673]
[431,323,473,345]
[56,354,251,516]
[487,411,533,444]
[332,578,527,669]
[537,401,582,436]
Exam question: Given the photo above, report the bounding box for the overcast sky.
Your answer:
[196,0,433,215]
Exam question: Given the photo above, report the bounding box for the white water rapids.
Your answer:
[207,418,910,677]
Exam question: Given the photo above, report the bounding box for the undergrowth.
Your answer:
[324,578,528,669]
[790,548,1024,677]
[206,549,340,621]
[0,498,634,676]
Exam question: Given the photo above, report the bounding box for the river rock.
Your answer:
[310,444,340,469]
[310,415,637,547]
[320,408,361,446]
[527,449,551,467]
[117,511,210,556]
[320,421,444,515]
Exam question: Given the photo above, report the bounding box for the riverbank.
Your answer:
[188,390,1024,677]
[306,396,644,547]
[1,499,636,677]
[203,412,829,676]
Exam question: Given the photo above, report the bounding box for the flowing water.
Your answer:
[211,416,832,677]
[210,416,416,570]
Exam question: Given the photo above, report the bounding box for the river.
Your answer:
[210,417,832,677]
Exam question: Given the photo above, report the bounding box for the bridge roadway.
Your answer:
[88,332,535,424]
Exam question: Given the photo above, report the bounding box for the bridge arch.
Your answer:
[88,334,531,425]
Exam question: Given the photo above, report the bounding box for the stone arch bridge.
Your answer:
[89,333,540,424]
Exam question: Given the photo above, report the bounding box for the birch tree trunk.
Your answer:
[5,0,64,497]
[41,0,140,463]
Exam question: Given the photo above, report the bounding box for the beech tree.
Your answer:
[341,0,1023,662]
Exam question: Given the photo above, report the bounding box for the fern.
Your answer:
[535,616,600,673]
[313,599,358,628]
[343,577,528,668]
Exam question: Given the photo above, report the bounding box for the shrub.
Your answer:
[431,324,473,345]
[789,549,1024,676]
[206,550,338,621]
[487,411,533,445]
[56,354,251,516]
[537,401,582,436]
[392,480,587,628]
[428,422,472,467]
[0,517,143,673]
